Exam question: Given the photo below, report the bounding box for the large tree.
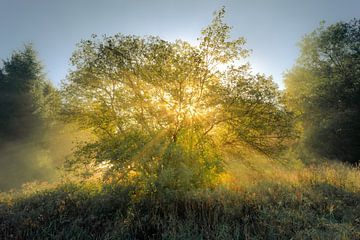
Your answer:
[63,8,293,190]
[0,45,60,190]
[0,45,59,140]
[285,19,360,164]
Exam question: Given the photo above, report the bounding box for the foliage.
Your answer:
[0,45,61,190]
[62,8,293,190]
[0,44,59,140]
[285,19,360,164]
[1,157,360,239]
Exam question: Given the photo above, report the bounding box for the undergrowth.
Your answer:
[1,155,360,239]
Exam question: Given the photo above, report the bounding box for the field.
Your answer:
[1,4,359,240]
[1,150,359,240]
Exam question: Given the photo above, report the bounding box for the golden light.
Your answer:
[187,104,197,116]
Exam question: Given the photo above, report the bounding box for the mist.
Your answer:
[0,123,79,191]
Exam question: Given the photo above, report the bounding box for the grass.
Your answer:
[1,150,360,239]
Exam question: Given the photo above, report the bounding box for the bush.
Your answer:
[1,160,360,240]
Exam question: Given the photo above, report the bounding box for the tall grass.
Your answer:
[1,151,360,239]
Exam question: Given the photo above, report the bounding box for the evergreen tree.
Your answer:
[0,45,60,190]
[0,44,58,141]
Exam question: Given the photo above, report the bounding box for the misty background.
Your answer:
[1,0,359,190]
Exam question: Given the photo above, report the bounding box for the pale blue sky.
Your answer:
[1,0,359,88]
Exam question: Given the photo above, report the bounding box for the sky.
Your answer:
[1,0,359,89]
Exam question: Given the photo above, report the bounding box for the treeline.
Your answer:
[0,9,359,191]
[0,45,62,190]
[285,19,360,164]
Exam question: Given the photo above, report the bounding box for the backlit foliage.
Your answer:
[62,8,293,190]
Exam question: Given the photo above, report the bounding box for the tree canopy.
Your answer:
[285,19,360,164]
[0,45,59,141]
[62,9,293,190]
[0,45,61,190]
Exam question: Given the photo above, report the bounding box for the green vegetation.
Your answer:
[0,8,360,240]
[285,19,360,164]
[62,8,293,192]
[1,156,360,239]
[0,45,61,190]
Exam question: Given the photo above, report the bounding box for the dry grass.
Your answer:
[1,149,360,239]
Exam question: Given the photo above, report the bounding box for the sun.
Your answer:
[187,104,197,116]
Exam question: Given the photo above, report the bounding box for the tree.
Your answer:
[0,44,59,140]
[63,8,293,190]
[0,45,60,190]
[285,19,360,164]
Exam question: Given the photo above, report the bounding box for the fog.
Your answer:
[0,124,78,191]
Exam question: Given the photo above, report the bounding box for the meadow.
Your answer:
[1,8,359,240]
[1,149,360,239]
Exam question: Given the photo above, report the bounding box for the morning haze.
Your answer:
[1,1,360,239]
